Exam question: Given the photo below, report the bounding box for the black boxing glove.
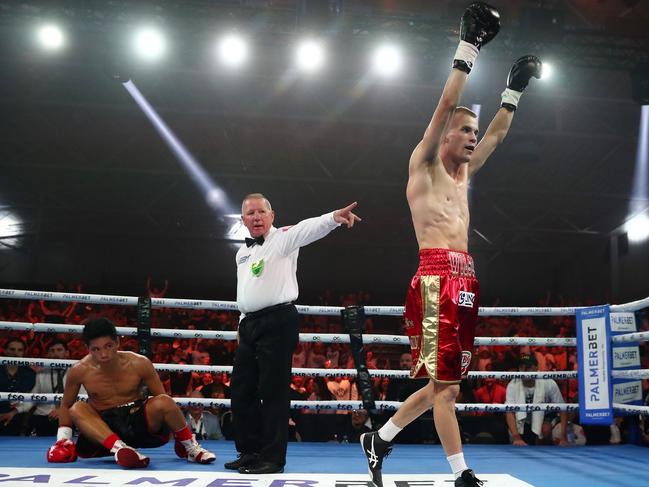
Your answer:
[501,55,542,111]
[453,2,501,74]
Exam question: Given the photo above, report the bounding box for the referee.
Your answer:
[225,193,361,474]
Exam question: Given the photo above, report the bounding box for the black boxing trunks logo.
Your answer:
[461,351,472,376]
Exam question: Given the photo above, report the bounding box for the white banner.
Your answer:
[610,312,637,332]
[613,381,643,404]
[612,346,641,368]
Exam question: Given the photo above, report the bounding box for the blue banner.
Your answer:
[576,305,613,425]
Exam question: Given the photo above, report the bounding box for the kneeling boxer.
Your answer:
[48,317,215,468]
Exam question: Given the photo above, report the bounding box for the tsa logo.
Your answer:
[458,291,475,308]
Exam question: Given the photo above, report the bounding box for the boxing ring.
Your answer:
[1,288,648,487]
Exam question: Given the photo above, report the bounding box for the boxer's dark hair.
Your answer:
[82,317,118,344]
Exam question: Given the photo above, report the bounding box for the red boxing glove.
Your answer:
[47,439,78,463]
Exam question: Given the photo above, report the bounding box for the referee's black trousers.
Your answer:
[230,304,299,466]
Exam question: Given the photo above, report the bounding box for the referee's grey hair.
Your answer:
[241,193,272,213]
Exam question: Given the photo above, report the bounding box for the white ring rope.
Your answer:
[611,369,649,380]
[0,356,579,380]
[612,331,649,344]
[2,288,647,315]
[0,321,577,347]
[0,392,592,413]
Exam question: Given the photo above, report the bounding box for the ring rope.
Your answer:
[611,369,649,379]
[613,403,649,415]
[2,288,647,314]
[611,331,649,344]
[0,356,580,380]
[0,392,590,413]
[0,321,577,347]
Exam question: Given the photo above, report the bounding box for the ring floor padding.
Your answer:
[0,437,646,486]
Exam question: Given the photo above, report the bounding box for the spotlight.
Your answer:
[540,61,553,81]
[218,34,249,68]
[133,27,166,61]
[625,212,649,243]
[372,44,403,78]
[295,40,325,73]
[37,24,65,50]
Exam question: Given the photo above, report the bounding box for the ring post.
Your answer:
[137,296,152,359]
[341,305,377,423]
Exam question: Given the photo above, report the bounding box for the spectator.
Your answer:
[191,342,210,365]
[184,390,224,440]
[306,342,327,369]
[0,338,37,435]
[474,378,506,409]
[552,412,586,446]
[292,343,307,368]
[15,340,80,436]
[336,409,372,443]
[505,353,568,446]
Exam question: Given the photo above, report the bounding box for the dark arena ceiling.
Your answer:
[0,0,648,306]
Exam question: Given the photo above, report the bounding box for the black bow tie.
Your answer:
[245,236,265,247]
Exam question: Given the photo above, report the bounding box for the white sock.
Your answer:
[378,418,402,442]
[447,452,468,479]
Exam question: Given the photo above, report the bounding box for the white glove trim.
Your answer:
[453,41,479,71]
[501,88,522,108]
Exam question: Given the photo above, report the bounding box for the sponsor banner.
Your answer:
[576,306,613,425]
[0,468,534,487]
[612,346,641,368]
[610,312,642,407]
[613,380,643,404]
[610,312,637,333]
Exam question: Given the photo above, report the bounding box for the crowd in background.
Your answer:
[1,280,648,446]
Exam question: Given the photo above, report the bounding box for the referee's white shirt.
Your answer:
[236,211,340,316]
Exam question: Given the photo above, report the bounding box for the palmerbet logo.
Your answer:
[615,384,640,397]
[614,350,638,361]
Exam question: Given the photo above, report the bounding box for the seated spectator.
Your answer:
[552,412,586,446]
[185,391,224,440]
[191,342,210,365]
[375,377,390,401]
[292,343,307,368]
[0,338,36,435]
[15,340,82,436]
[325,343,341,369]
[476,346,492,371]
[336,409,372,443]
[505,353,568,446]
[474,378,506,411]
[306,342,327,369]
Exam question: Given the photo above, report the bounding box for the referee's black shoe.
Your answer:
[360,432,393,487]
[455,469,484,486]
[224,453,258,470]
